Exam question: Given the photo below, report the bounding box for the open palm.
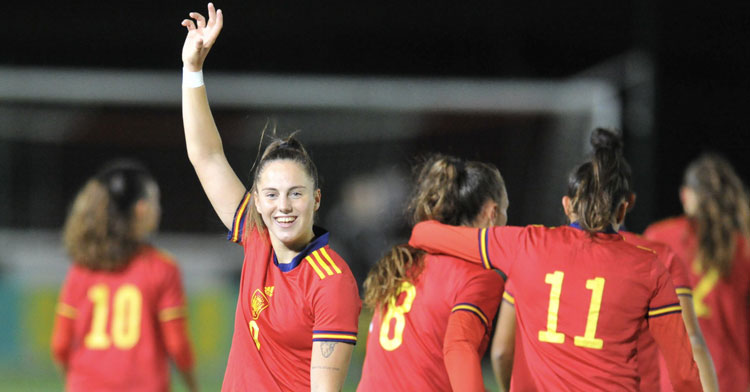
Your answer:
[181,3,224,71]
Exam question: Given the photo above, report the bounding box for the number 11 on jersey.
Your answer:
[538,271,605,349]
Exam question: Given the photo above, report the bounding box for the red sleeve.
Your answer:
[647,258,701,391]
[227,192,253,244]
[443,311,488,392]
[51,268,80,365]
[161,318,195,371]
[409,221,484,265]
[649,313,702,392]
[310,252,362,345]
[155,255,188,323]
[51,314,75,366]
[662,248,692,295]
[452,269,504,332]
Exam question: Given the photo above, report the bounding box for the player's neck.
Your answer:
[270,231,315,264]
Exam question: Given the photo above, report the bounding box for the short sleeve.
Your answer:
[451,270,504,332]
[310,269,362,345]
[502,280,517,307]
[155,255,188,323]
[486,226,525,278]
[662,247,692,297]
[227,192,253,245]
[56,267,81,320]
[647,256,682,320]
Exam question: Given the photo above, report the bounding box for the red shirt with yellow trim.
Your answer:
[409,221,698,391]
[54,245,187,392]
[645,216,750,392]
[358,252,503,392]
[222,192,361,392]
[620,230,692,391]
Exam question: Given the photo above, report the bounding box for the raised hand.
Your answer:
[181,3,224,72]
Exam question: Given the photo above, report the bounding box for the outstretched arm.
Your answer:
[181,3,246,229]
[408,221,484,266]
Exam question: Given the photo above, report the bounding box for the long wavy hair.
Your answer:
[566,128,632,233]
[683,153,750,276]
[63,160,157,271]
[363,154,507,310]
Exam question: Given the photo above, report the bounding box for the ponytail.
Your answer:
[567,128,632,232]
[363,154,507,310]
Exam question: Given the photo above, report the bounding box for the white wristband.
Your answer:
[182,68,204,88]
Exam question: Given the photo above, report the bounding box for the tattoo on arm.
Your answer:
[321,342,337,358]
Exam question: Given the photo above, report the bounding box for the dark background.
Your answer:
[5,0,750,225]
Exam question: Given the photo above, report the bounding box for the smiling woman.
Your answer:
[180,3,361,391]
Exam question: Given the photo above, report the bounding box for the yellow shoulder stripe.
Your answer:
[56,303,77,319]
[306,256,326,279]
[636,245,656,254]
[307,249,343,280]
[319,248,342,274]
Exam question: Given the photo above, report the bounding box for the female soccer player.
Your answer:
[180,4,361,391]
[358,155,507,392]
[492,183,718,391]
[645,153,750,392]
[51,161,196,392]
[409,128,702,391]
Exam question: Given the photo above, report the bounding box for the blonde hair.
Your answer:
[62,161,155,271]
[684,153,750,276]
[363,154,506,309]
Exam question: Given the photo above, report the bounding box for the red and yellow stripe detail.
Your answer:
[647,303,682,318]
[502,291,515,305]
[479,228,492,270]
[312,330,357,344]
[230,193,252,243]
[452,303,489,327]
[306,248,342,280]
[159,306,187,322]
[56,303,77,319]
[676,287,693,297]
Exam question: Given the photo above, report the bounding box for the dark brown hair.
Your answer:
[363,154,507,309]
[566,128,632,233]
[247,133,319,234]
[63,160,156,271]
[683,153,750,276]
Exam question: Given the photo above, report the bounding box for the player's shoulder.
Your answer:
[139,245,180,271]
[301,244,354,283]
[644,216,688,238]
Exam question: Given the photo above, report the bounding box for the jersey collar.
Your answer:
[273,226,330,272]
[569,221,618,235]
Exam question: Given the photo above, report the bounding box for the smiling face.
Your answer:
[254,159,320,253]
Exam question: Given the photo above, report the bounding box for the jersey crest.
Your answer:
[251,289,270,320]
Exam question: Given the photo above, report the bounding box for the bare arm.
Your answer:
[679,296,718,392]
[310,341,354,392]
[181,3,246,229]
[491,302,515,392]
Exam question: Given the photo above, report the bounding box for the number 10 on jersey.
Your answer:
[538,271,605,350]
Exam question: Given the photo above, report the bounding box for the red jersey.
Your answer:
[54,246,188,392]
[645,216,750,392]
[222,193,361,391]
[357,253,504,392]
[410,221,702,391]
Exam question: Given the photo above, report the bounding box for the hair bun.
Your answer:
[590,128,623,152]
